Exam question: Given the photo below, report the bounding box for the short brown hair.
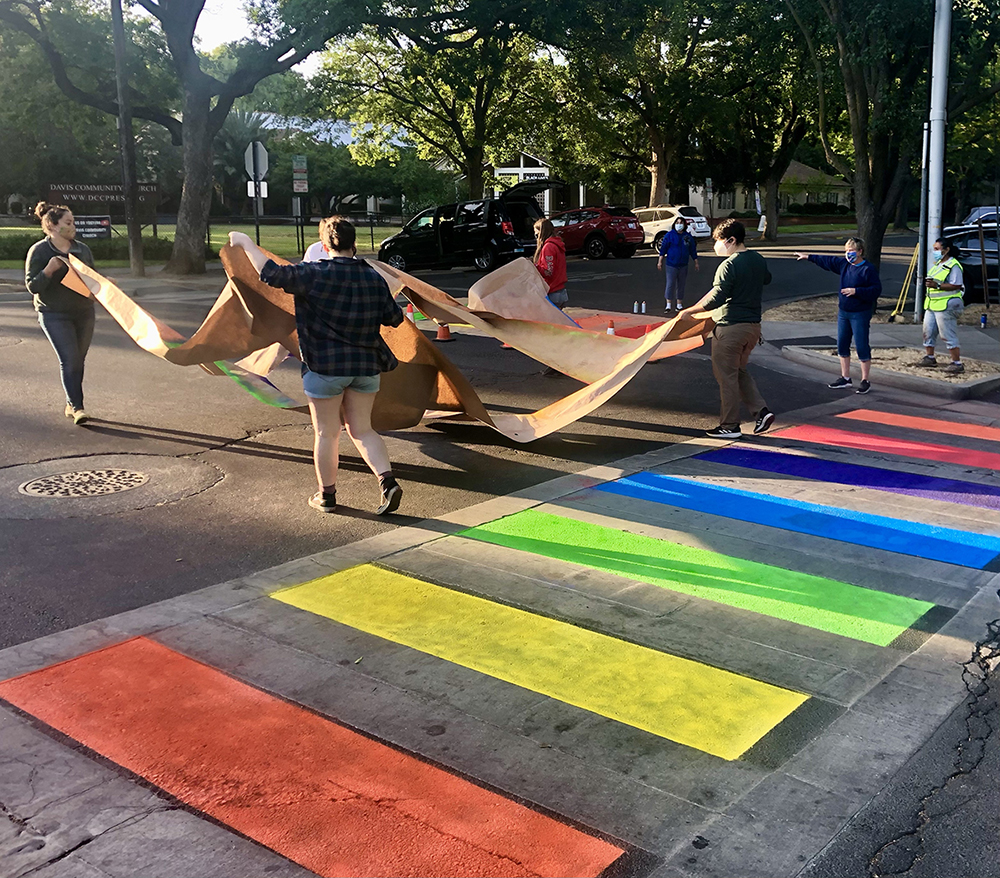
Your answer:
[35,201,71,235]
[319,215,356,252]
[712,218,745,245]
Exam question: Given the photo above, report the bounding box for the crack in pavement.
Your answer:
[867,590,1000,877]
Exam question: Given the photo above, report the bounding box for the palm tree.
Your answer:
[214,111,270,212]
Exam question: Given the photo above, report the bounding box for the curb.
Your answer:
[782,344,1000,400]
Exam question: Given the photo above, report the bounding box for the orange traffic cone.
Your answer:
[644,324,653,334]
[406,303,415,322]
[434,323,454,342]
[606,320,615,336]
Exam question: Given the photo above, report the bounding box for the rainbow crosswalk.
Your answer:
[1,401,997,876]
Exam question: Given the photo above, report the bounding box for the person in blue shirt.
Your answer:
[795,238,882,394]
[656,217,699,312]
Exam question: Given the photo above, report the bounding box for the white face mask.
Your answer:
[713,238,730,257]
[674,223,685,231]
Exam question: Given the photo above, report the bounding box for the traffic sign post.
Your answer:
[291,155,308,255]
[245,141,269,245]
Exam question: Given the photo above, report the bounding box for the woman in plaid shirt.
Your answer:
[230,218,404,514]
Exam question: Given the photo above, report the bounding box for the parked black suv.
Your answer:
[377,180,563,272]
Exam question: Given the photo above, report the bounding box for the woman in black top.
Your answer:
[25,202,97,424]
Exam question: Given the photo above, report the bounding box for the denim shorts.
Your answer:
[302,370,380,398]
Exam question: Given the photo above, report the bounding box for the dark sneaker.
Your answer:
[753,407,775,435]
[308,491,337,513]
[855,380,871,394]
[944,362,965,374]
[828,376,853,389]
[706,424,742,439]
[377,482,403,515]
[918,356,937,367]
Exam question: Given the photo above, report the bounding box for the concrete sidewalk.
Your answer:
[1,384,999,877]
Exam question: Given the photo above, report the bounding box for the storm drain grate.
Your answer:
[19,469,150,498]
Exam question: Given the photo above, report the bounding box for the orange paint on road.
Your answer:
[771,424,1000,471]
[838,409,1000,444]
[0,638,624,878]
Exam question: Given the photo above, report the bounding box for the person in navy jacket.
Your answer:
[656,218,699,312]
[795,238,882,394]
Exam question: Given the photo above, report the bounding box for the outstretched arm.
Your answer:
[229,232,269,274]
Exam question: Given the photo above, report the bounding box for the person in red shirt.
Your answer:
[533,218,568,309]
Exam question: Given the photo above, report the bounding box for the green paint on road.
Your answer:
[460,509,934,646]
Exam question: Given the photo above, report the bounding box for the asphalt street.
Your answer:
[5,232,998,878]
[0,237,914,651]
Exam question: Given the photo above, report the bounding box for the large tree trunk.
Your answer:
[762,177,781,241]
[164,90,214,275]
[648,131,668,206]
[855,195,888,273]
[466,149,485,200]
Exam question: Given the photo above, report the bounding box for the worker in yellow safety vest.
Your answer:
[920,238,965,374]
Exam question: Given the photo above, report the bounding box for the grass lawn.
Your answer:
[0,221,403,270]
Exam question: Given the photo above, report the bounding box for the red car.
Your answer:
[548,206,645,259]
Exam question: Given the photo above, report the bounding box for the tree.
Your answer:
[554,0,727,207]
[0,0,498,272]
[318,28,545,199]
[785,0,1000,266]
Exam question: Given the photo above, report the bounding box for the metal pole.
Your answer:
[111,0,144,276]
[915,122,931,321]
[926,0,952,255]
[252,145,261,246]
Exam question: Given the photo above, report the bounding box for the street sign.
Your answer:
[292,155,308,171]
[74,215,113,239]
[244,142,268,181]
[293,180,308,193]
[246,181,268,198]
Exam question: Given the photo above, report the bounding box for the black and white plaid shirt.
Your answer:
[260,257,403,376]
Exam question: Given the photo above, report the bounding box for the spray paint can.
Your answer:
[633,301,639,314]
[982,314,988,328]
[641,300,647,313]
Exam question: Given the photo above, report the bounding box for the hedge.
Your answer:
[0,234,216,261]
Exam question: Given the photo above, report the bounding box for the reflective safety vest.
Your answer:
[926,257,964,311]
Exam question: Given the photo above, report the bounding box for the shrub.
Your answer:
[0,234,215,262]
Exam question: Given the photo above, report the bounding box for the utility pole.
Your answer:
[925,0,952,300]
[111,0,144,276]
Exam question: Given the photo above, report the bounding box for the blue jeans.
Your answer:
[38,307,95,410]
[837,307,873,360]
[664,264,688,306]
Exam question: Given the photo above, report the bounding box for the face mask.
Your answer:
[713,239,729,257]
[845,251,858,262]
[933,250,943,262]
[675,223,685,231]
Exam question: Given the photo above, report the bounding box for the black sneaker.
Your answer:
[828,376,852,389]
[753,407,775,435]
[706,424,742,439]
[918,356,937,367]
[308,491,337,513]
[377,481,403,515]
[855,380,871,394]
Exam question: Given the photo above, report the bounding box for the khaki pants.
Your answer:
[711,323,766,427]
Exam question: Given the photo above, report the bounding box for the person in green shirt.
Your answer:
[678,219,774,439]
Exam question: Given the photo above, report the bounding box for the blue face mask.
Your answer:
[933,250,944,262]
[845,250,858,263]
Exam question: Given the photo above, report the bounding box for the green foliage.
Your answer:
[316,28,548,197]
[0,234,213,261]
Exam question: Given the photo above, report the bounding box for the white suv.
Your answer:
[633,205,712,250]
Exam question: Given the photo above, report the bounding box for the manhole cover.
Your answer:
[0,454,222,519]
[19,469,150,498]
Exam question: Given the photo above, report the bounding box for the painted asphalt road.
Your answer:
[0,396,997,876]
[0,242,895,652]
